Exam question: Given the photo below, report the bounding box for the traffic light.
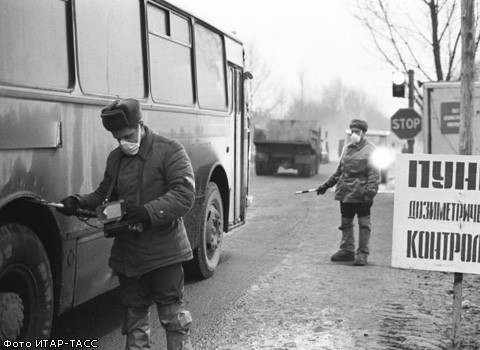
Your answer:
[392,71,405,98]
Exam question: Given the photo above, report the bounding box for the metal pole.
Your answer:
[408,70,414,108]
[407,69,415,153]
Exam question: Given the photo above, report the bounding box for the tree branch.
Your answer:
[476,29,480,52]
[377,0,409,73]
[360,15,399,69]
[388,8,435,80]
[353,0,464,83]
[437,0,450,13]
[405,11,431,45]
[403,38,435,80]
[446,30,461,81]
[438,1,457,42]
[426,0,444,80]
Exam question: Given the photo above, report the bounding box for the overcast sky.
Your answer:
[170,0,410,117]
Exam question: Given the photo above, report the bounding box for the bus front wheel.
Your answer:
[188,183,224,279]
[0,223,53,343]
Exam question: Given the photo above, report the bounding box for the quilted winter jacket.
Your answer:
[76,126,195,277]
[324,138,380,203]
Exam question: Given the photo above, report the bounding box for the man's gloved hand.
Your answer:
[316,184,328,195]
[363,194,374,207]
[124,204,151,225]
[56,196,79,216]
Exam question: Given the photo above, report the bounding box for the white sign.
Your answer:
[392,154,480,275]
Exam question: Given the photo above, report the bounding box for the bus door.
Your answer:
[228,65,245,225]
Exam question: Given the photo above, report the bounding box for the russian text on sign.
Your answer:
[392,154,480,275]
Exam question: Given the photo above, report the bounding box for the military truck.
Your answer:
[253,119,325,177]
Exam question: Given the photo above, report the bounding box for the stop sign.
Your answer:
[390,108,422,139]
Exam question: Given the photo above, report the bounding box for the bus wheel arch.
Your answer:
[0,198,62,342]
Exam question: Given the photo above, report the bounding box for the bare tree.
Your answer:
[244,41,287,125]
[353,0,480,83]
[245,42,271,104]
[285,78,386,132]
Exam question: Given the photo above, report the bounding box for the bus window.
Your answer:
[75,0,145,98]
[148,4,168,36]
[148,5,194,106]
[195,24,227,111]
[0,0,71,89]
[171,13,191,44]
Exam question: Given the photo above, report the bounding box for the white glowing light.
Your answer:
[392,71,405,85]
[371,147,395,170]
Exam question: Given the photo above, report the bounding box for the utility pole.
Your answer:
[453,0,475,348]
[459,0,475,156]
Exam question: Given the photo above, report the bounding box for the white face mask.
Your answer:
[350,133,361,144]
[119,126,141,156]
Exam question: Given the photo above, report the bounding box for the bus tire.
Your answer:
[0,223,53,342]
[187,183,224,279]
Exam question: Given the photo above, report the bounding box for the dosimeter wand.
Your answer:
[30,199,97,217]
[295,189,317,195]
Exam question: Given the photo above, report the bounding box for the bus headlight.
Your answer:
[371,147,394,170]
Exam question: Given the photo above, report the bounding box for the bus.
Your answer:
[0,0,251,342]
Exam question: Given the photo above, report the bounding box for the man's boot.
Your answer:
[122,307,151,350]
[355,215,371,266]
[158,304,193,350]
[331,217,355,261]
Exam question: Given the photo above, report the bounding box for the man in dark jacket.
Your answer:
[57,98,195,349]
[316,119,380,266]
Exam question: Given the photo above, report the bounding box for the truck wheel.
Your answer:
[188,183,224,279]
[297,165,304,177]
[255,162,266,175]
[268,164,278,175]
[299,164,311,177]
[265,163,275,175]
[0,223,53,342]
